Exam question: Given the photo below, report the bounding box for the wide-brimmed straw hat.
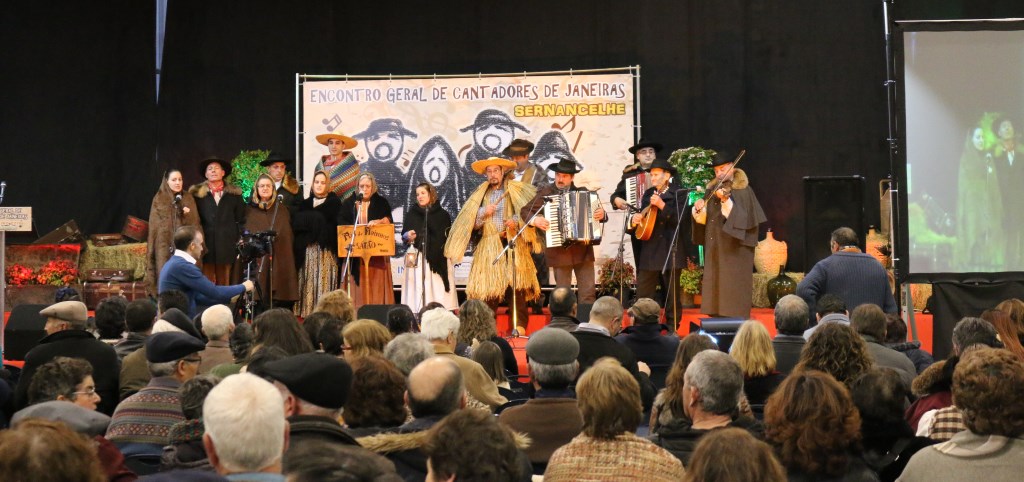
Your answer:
[315,129,358,150]
[471,156,516,175]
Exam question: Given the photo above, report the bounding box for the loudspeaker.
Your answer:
[357,304,403,325]
[576,303,594,324]
[803,176,865,268]
[4,304,49,360]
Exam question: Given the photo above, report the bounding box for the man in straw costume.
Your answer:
[445,156,541,331]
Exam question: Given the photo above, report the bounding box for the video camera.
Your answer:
[236,230,277,261]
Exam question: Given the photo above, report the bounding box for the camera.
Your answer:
[237,230,276,261]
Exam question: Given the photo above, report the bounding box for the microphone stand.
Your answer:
[613,204,639,306]
[257,195,283,310]
[494,196,550,335]
[170,195,180,256]
[340,194,361,298]
[661,187,695,333]
[421,203,429,310]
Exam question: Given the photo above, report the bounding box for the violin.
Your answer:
[694,150,745,215]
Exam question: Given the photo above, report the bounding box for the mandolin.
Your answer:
[632,184,670,241]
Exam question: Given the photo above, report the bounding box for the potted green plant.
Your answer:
[229,149,271,199]
[668,146,717,205]
[597,257,636,305]
[679,258,703,307]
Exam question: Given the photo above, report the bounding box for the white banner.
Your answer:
[301,72,637,284]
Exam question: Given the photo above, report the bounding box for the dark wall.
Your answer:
[4,1,1024,270]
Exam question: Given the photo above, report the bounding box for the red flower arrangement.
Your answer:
[5,263,35,286]
[34,260,79,286]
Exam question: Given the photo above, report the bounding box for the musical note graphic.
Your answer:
[322,114,342,131]
[551,115,577,133]
[571,132,583,152]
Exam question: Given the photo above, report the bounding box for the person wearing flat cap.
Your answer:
[106,332,205,450]
[461,109,531,187]
[189,156,247,286]
[611,138,664,267]
[260,151,302,218]
[14,301,121,416]
[314,127,361,201]
[498,328,584,474]
[260,353,360,452]
[522,157,608,305]
[444,156,541,331]
[691,152,767,319]
[615,298,680,389]
[353,118,418,212]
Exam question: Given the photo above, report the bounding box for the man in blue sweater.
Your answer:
[159,226,253,316]
[796,227,896,325]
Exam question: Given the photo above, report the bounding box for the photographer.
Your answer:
[158,226,254,316]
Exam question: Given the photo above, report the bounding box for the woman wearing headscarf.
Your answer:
[189,157,246,285]
[294,170,342,316]
[338,172,395,307]
[146,168,201,295]
[245,174,299,307]
[404,135,465,217]
[402,182,457,311]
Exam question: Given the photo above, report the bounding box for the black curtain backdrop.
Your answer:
[3,1,1024,273]
[929,281,1024,359]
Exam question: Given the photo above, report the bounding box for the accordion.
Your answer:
[625,172,652,210]
[544,190,604,247]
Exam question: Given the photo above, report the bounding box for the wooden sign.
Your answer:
[0,207,31,231]
[337,224,396,260]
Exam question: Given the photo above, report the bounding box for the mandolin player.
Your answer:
[630,158,687,325]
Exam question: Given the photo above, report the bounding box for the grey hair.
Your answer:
[589,296,623,324]
[203,373,286,473]
[420,308,460,342]
[528,360,578,389]
[684,350,744,415]
[384,333,436,376]
[952,317,999,353]
[774,295,809,335]
[148,360,178,378]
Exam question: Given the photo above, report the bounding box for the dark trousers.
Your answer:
[636,268,684,328]
[552,258,597,304]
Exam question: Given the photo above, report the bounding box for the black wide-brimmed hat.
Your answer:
[460,109,529,133]
[711,151,736,167]
[502,138,535,156]
[628,138,663,154]
[198,157,232,177]
[353,118,418,140]
[259,151,293,167]
[646,158,676,173]
[547,157,582,174]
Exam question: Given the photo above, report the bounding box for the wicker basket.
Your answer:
[754,230,788,275]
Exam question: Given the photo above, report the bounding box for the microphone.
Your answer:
[173,194,182,204]
[0,181,6,204]
[277,193,284,202]
[355,193,364,202]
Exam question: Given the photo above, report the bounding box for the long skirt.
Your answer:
[401,258,458,312]
[347,256,395,309]
[294,244,339,317]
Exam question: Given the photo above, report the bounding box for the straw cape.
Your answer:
[444,177,542,302]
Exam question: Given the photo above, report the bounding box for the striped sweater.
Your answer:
[105,376,184,446]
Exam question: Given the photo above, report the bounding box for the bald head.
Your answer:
[407,357,464,418]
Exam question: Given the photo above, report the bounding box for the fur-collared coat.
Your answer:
[189,182,246,265]
[146,184,200,294]
[245,195,299,302]
[275,173,302,218]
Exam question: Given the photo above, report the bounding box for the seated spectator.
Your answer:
[55,286,82,303]
[458,299,518,376]
[981,309,1024,361]
[243,346,290,378]
[499,328,583,474]
[313,289,357,328]
[850,368,934,482]
[384,333,435,376]
[14,300,120,416]
[851,304,917,389]
[572,296,655,411]
[0,419,107,481]
[342,318,393,361]
[158,289,191,317]
[802,293,849,340]
[420,307,506,409]
[995,298,1024,346]
[473,340,528,402]
[317,316,345,357]
[899,347,1024,482]
[545,286,582,332]
[201,373,288,479]
[261,352,359,454]
[106,332,205,453]
[344,355,409,437]
[615,297,680,389]
[545,358,685,481]
[26,357,101,411]
[425,408,528,482]
[198,305,235,374]
[115,299,158,361]
[906,317,999,432]
[253,308,314,356]
[730,321,786,406]
[121,307,203,399]
[300,311,333,350]
[209,323,254,378]
[95,296,128,345]
[772,294,808,374]
[795,322,873,387]
[685,427,786,482]
[161,374,220,472]
[764,370,877,481]
[651,350,764,464]
[387,305,417,337]
[359,357,466,480]
[284,443,401,482]
[884,313,934,373]
[650,333,719,434]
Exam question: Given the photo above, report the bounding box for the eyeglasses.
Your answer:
[182,357,202,364]
[72,387,98,397]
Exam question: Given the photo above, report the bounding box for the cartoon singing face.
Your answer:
[421,144,451,185]
[354,118,418,165]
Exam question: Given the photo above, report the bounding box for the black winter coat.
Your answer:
[14,330,121,415]
[189,182,246,265]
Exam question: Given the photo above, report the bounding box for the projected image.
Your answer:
[903,29,1024,274]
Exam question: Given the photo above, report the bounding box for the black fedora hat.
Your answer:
[547,157,582,174]
[353,118,418,140]
[259,151,293,167]
[711,151,736,167]
[646,158,676,174]
[198,157,232,177]
[628,138,663,154]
